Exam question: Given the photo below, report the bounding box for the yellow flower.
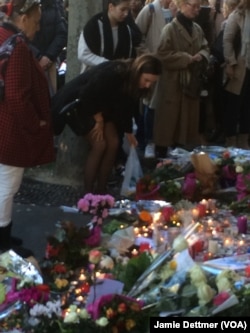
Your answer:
[126,319,136,330]
[169,260,177,270]
[55,278,69,289]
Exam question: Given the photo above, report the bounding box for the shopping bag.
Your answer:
[120,145,143,197]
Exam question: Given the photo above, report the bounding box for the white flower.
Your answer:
[172,234,188,253]
[197,281,216,306]
[189,264,207,287]
[64,311,79,324]
[235,165,243,173]
[100,255,114,270]
[96,317,109,327]
[214,158,222,165]
[174,181,182,189]
[216,277,232,293]
[78,308,90,319]
[17,277,34,289]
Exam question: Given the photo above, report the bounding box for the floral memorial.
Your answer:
[0,146,250,332]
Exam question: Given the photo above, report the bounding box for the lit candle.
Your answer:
[134,227,139,235]
[200,199,208,208]
[131,249,138,256]
[192,208,199,220]
[79,274,86,281]
[76,295,84,302]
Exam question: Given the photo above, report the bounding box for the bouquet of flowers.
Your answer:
[43,221,91,270]
[136,161,184,202]
[77,193,115,225]
[87,293,148,333]
[154,264,250,317]
[77,193,115,246]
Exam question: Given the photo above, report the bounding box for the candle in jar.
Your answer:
[208,240,218,255]
[245,265,250,278]
[237,216,248,234]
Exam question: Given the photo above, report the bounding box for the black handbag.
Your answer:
[52,99,96,136]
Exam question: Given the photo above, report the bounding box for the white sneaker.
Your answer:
[144,143,155,158]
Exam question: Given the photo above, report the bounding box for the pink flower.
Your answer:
[77,193,115,227]
[213,291,230,306]
[182,172,197,200]
[89,249,102,264]
[161,206,174,222]
[85,226,101,247]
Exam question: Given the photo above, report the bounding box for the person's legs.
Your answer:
[0,164,24,228]
[84,133,106,194]
[0,164,33,257]
[143,105,156,158]
[224,90,240,146]
[96,122,119,193]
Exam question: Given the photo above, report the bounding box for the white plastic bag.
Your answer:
[120,145,143,197]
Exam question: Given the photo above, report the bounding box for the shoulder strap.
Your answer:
[145,3,155,36]
[0,33,25,101]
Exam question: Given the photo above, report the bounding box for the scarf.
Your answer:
[241,9,250,69]
[176,11,193,36]
[83,12,134,60]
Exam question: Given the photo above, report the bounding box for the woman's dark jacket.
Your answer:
[51,61,137,136]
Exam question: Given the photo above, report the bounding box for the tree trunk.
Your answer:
[55,0,102,186]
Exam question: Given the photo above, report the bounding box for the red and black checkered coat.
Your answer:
[0,26,55,167]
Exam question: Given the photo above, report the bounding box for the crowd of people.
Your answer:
[1,0,250,258]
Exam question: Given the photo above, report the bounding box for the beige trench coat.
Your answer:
[153,18,210,147]
[223,9,246,95]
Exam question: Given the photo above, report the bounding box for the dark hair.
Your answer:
[103,0,130,11]
[125,53,162,98]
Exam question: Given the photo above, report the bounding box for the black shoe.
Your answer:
[12,245,34,258]
[11,236,23,246]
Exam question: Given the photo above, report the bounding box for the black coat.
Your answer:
[51,61,138,136]
[30,0,67,61]
[83,12,142,60]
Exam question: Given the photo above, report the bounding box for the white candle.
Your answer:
[208,240,218,254]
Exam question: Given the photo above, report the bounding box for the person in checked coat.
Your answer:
[0,0,55,257]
